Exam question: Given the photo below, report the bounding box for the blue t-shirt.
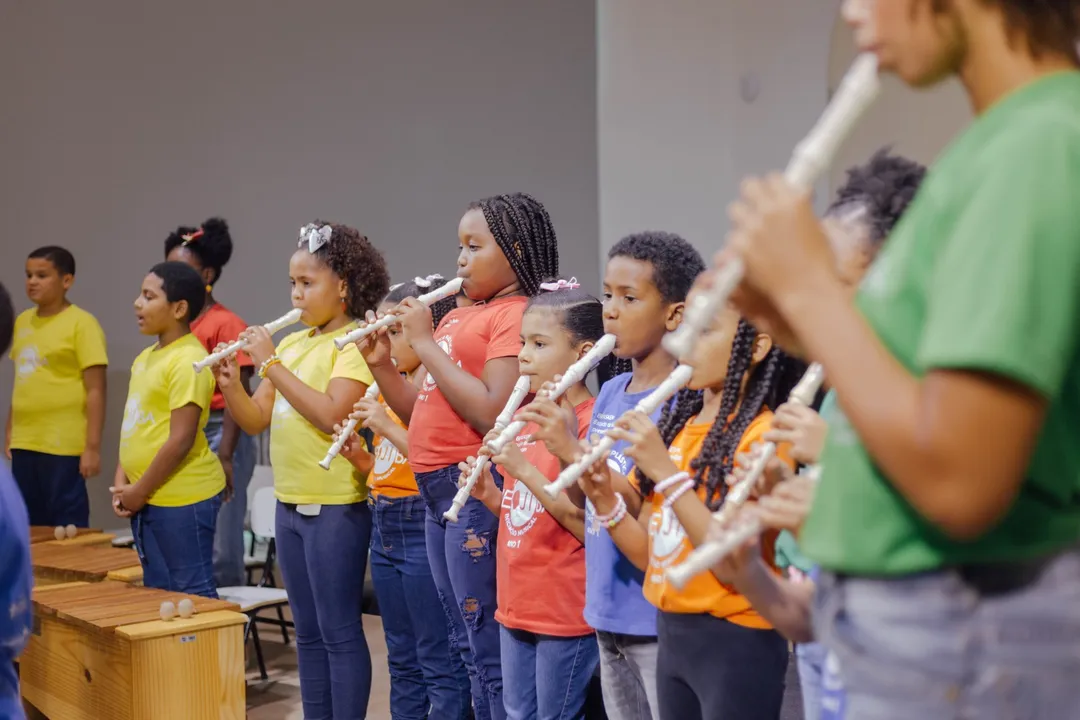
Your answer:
[583,373,660,636]
[1,460,32,720]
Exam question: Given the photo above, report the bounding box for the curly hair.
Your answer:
[385,274,457,330]
[468,193,559,297]
[828,148,926,246]
[300,220,390,319]
[164,218,233,285]
[604,231,707,380]
[149,261,206,323]
[950,0,1079,62]
[638,319,807,509]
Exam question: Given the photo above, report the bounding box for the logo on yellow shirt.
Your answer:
[121,396,154,437]
[14,346,46,380]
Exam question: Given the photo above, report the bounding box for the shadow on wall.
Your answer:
[825,8,972,194]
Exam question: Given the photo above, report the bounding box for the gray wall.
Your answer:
[0,1,598,528]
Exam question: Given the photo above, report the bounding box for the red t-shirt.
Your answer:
[407,296,527,472]
[494,397,595,636]
[190,303,253,411]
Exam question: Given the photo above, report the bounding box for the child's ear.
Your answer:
[665,301,685,333]
[576,340,595,361]
[751,332,773,364]
[338,278,349,305]
[173,299,190,322]
[61,274,74,292]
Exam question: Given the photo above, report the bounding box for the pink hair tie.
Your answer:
[539,277,580,292]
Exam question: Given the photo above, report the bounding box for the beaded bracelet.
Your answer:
[258,355,281,379]
[593,493,627,531]
[654,471,690,495]
[663,479,696,507]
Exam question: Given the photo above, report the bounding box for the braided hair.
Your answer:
[604,231,707,380]
[299,220,390,319]
[468,193,559,297]
[386,275,456,330]
[164,218,232,285]
[638,319,806,509]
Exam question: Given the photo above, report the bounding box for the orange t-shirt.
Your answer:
[367,399,418,498]
[495,398,595,636]
[643,410,792,628]
[407,296,527,472]
[191,303,253,411]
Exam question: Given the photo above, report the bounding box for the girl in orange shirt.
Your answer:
[581,294,805,720]
[336,276,471,719]
[359,193,560,720]
[461,285,605,720]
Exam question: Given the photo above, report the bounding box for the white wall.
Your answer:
[598,0,974,263]
[0,0,597,527]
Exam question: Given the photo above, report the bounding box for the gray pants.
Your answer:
[596,631,660,720]
[813,546,1080,720]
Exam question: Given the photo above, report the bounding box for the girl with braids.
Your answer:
[164,217,256,589]
[722,1,1080,718]
[211,221,389,719]
[335,275,471,719]
[361,192,559,720]
[579,296,804,720]
[458,285,603,720]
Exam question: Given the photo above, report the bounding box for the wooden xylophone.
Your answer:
[20,581,247,720]
[31,544,144,586]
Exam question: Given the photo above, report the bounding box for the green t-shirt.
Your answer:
[801,72,1080,575]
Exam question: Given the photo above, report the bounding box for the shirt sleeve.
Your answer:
[216,312,254,368]
[916,130,1080,398]
[485,304,524,362]
[167,348,216,411]
[75,312,109,370]
[331,342,375,386]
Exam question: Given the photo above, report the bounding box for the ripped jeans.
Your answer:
[415,465,505,720]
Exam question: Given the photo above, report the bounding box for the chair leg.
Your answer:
[276,605,290,644]
[250,617,268,682]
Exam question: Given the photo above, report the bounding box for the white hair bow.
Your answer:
[413,273,444,289]
[298,224,332,253]
[539,277,579,292]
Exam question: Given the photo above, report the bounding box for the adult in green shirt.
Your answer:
[720,1,1080,718]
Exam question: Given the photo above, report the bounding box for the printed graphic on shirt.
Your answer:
[120,395,154,437]
[502,434,547,543]
[372,437,405,476]
[647,442,690,582]
[14,346,45,381]
[418,325,457,401]
[583,406,634,537]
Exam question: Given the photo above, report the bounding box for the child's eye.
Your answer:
[602,293,612,301]
[535,341,545,349]
[625,296,636,303]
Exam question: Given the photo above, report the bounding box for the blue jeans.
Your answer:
[813,545,1080,720]
[11,449,89,527]
[796,641,827,720]
[203,410,255,588]
[500,627,599,720]
[415,465,505,720]
[132,493,222,597]
[276,501,373,720]
[370,493,472,719]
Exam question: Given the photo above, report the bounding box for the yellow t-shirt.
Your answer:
[119,334,225,507]
[270,326,374,505]
[9,305,108,456]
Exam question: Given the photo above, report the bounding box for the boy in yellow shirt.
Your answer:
[110,262,225,598]
[5,246,107,528]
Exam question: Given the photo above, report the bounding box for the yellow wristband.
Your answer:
[258,356,281,379]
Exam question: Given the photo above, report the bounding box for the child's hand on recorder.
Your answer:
[332,422,374,473]
[763,402,827,465]
[515,378,580,465]
[728,444,793,499]
[457,456,501,508]
[390,298,435,348]
[354,311,394,370]
[577,438,618,509]
[209,343,240,390]
[238,326,276,368]
[352,395,392,436]
[609,411,680,484]
[755,473,817,536]
[706,506,763,587]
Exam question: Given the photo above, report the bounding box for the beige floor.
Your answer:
[247,614,392,719]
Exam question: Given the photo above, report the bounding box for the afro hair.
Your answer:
[828,148,927,245]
